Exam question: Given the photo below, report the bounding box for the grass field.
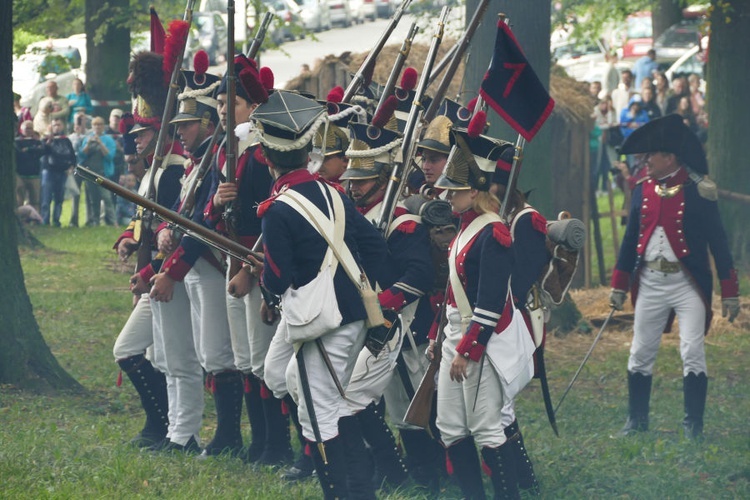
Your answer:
[2,196,749,499]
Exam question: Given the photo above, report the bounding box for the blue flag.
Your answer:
[480,21,554,142]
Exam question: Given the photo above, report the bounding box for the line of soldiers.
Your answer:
[108,16,740,500]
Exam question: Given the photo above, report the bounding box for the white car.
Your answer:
[296,0,332,32]
[551,39,608,82]
[14,52,85,116]
[327,0,353,27]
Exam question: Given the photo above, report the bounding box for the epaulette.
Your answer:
[491,221,512,247]
[394,220,418,234]
[256,195,278,218]
[530,211,548,234]
[696,175,718,201]
[253,146,266,165]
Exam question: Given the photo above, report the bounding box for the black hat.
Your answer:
[435,129,512,191]
[341,122,402,180]
[171,53,221,127]
[254,90,326,166]
[491,146,515,186]
[127,51,169,133]
[620,113,708,174]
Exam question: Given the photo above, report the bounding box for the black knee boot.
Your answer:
[311,437,349,500]
[618,371,652,436]
[281,395,315,481]
[243,373,266,462]
[257,382,293,466]
[201,371,244,457]
[683,372,708,439]
[481,444,520,500]
[503,420,539,494]
[339,415,377,500]
[356,400,408,490]
[447,437,486,500]
[400,428,443,492]
[117,354,169,447]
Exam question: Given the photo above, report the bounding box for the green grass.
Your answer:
[2,199,749,499]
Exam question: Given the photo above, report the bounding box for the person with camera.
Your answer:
[79,117,117,226]
[40,118,77,226]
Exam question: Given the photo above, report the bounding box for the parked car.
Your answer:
[620,11,652,60]
[266,0,303,44]
[327,0,353,27]
[185,11,228,66]
[551,39,608,81]
[295,0,332,32]
[349,0,370,23]
[15,53,85,115]
[356,0,377,21]
[654,20,703,65]
[374,0,393,18]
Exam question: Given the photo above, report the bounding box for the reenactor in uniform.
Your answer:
[428,128,520,500]
[609,114,740,439]
[254,90,388,499]
[112,48,187,449]
[203,55,292,464]
[311,100,356,184]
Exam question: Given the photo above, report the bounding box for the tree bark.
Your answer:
[463,0,553,216]
[707,0,750,261]
[1,1,82,391]
[651,0,683,42]
[85,0,131,117]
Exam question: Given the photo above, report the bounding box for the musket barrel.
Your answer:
[248,12,274,59]
[374,22,419,114]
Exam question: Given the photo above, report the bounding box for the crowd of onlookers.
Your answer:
[588,49,708,197]
[14,78,136,227]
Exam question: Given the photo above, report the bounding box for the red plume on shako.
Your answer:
[468,110,487,138]
[259,66,275,91]
[162,20,190,85]
[372,95,398,129]
[327,86,344,103]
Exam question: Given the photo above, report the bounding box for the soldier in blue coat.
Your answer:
[609,114,740,439]
[254,91,388,499]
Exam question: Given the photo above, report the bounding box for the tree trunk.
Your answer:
[707,0,750,262]
[1,1,82,391]
[463,0,553,216]
[85,0,131,117]
[651,0,683,42]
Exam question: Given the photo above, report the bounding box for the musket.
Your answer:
[246,12,274,59]
[375,6,449,234]
[554,308,616,417]
[342,0,413,103]
[177,127,222,220]
[425,42,458,88]
[137,0,196,271]
[423,0,490,122]
[373,22,419,115]
[76,166,263,266]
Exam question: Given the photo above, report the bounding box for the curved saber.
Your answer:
[554,307,616,416]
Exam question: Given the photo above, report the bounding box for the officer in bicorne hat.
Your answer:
[254,90,388,499]
[609,114,740,439]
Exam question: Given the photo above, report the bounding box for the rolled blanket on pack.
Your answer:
[547,218,585,251]
[419,199,454,227]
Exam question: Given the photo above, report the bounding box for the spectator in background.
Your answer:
[640,86,662,121]
[106,109,123,135]
[687,73,705,116]
[40,118,77,227]
[592,96,619,195]
[34,97,55,136]
[66,78,93,130]
[612,69,636,122]
[619,96,649,140]
[116,173,138,226]
[633,48,659,89]
[67,114,89,227]
[653,72,670,116]
[589,80,603,99]
[666,76,690,114]
[602,52,621,97]
[15,120,45,213]
[15,93,33,135]
[79,116,117,226]
[675,96,700,134]
[45,80,70,124]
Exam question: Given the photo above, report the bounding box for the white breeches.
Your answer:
[113,293,154,361]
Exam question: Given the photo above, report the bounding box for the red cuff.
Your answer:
[428,320,439,341]
[720,268,739,298]
[429,291,445,316]
[114,230,135,250]
[204,197,222,223]
[162,246,192,282]
[611,269,631,291]
[455,323,487,362]
[138,264,156,284]
[156,221,169,234]
[379,288,406,312]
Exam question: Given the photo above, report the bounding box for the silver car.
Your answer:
[296,0,332,32]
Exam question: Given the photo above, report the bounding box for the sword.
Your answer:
[315,338,346,398]
[296,344,327,464]
[396,351,416,401]
[535,346,559,437]
[554,307,616,416]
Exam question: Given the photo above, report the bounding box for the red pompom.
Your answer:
[118,112,135,134]
[468,110,486,138]
[259,66,275,90]
[163,20,190,84]
[467,97,478,113]
[327,86,344,103]
[401,67,418,91]
[193,50,209,75]
[372,95,398,129]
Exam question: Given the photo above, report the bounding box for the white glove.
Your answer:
[609,289,627,310]
[722,297,740,323]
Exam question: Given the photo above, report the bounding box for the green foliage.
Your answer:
[12,29,45,56]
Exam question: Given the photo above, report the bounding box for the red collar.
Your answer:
[271,169,315,195]
[652,166,688,188]
[356,194,385,215]
[458,209,481,230]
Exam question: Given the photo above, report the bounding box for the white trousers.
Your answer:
[436,307,507,448]
[285,321,367,442]
[629,268,707,376]
[264,317,296,400]
[184,258,236,374]
[113,293,154,361]
[151,280,204,446]
[226,287,253,373]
